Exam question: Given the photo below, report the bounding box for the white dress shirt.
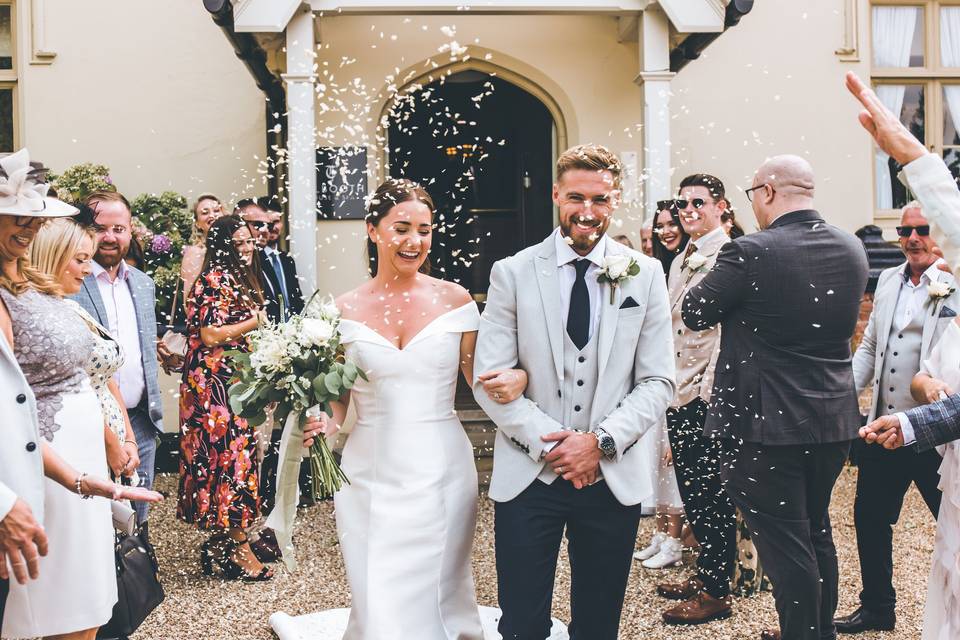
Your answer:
[92,260,144,409]
[892,261,940,331]
[555,228,606,341]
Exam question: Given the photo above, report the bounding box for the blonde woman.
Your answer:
[30,218,139,478]
[180,194,223,306]
[0,148,161,640]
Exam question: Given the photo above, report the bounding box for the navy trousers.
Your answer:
[494,478,643,640]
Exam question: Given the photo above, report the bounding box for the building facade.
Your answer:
[6,0,959,429]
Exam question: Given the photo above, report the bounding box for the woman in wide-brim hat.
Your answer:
[0,148,161,640]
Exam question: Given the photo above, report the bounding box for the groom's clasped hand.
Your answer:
[542,431,602,489]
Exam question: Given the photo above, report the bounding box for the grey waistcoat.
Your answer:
[876,304,924,416]
[537,330,601,484]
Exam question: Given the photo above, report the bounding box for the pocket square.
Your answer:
[940,306,957,318]
[620,296,640,309]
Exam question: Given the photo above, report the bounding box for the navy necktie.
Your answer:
[567,259,591,350]
[269,252,289,319]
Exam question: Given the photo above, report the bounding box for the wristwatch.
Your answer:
[592,428,617,459]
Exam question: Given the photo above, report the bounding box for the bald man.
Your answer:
[682,155,869,640]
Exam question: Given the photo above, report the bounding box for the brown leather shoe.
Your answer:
[760,630,781,640]
[662,592,733,625]
[657,576,703,600]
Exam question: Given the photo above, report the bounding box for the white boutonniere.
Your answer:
[685,253,709,273]
[928,281,956,315]
[597,254,640,304]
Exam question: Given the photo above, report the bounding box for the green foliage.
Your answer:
[130,192,193,322]
[49,163,115,203]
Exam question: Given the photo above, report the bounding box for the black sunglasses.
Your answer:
[14,216,49,228]
[896,225,931,237]
[656,199,676,212]
[674,198,712,210]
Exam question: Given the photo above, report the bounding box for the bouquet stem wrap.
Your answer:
[264,410,307,572]
[265,406,347,571]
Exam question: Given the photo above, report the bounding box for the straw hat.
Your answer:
[0,148,77,218]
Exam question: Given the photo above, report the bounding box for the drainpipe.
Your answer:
[670,0,754,73]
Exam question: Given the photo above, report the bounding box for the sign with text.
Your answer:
[316,146,368,220]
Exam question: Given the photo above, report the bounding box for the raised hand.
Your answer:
[859,414,905,450]
[0,499,48,584]
[542,431,601,489]
[477,369,528,404]
[845,71,927,166]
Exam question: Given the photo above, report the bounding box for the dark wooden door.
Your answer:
[387,72,554,296]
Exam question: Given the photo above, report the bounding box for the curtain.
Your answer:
[872,6,919,208]
[941,8,960,147]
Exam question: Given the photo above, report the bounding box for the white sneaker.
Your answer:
[642,536,683,569]
[634,531,667,561]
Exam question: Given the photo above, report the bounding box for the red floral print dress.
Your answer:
[177,269,261,530]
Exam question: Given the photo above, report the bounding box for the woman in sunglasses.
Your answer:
[651,200,691,278]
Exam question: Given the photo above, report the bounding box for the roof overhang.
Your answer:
[229,0,729,32]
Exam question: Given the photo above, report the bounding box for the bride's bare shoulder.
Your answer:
[336,285,373,321]
[422,276,472,308]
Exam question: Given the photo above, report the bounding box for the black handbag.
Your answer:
[96,527,165,638]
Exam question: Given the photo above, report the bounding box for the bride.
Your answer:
[294,179,530,639]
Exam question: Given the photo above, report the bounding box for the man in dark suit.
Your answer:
[682,155,869,640]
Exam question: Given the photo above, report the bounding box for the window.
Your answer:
[871,1,960,217]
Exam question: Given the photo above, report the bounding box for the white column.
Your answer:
[283,8,318,297]
[636,6,675,224]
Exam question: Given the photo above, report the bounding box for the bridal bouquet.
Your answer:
[227,293,365,501]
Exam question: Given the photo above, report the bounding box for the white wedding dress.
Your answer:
[920,320,960,640]
[269,302,567,640]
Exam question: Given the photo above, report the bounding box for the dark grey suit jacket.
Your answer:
[902,393,960,452]
[682,210,869,445]
[70,266,163,433]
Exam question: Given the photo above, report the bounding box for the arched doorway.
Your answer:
[386,70,556,296]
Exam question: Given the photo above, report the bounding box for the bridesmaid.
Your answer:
[177,215,271,581]
[0,148,161,640]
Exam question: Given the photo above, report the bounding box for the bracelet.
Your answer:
[123,440,138,448]
[75,472,92,499]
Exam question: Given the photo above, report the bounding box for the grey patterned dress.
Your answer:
[0,286,118,637]
[0,287,95,440]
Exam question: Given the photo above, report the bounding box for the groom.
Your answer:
[474,144,675,640]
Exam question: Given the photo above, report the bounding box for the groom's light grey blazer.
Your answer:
[474,232,676,505]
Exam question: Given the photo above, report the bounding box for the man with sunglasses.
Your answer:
[657,174,738,626]
[833,202,956,634]
[683,155,869,640]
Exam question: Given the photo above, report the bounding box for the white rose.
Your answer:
[301,317,335,347]
[686,253,709,271]
[602,254,631,280]
[929,281,951,298]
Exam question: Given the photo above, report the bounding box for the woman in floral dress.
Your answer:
[177,215,272,581]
